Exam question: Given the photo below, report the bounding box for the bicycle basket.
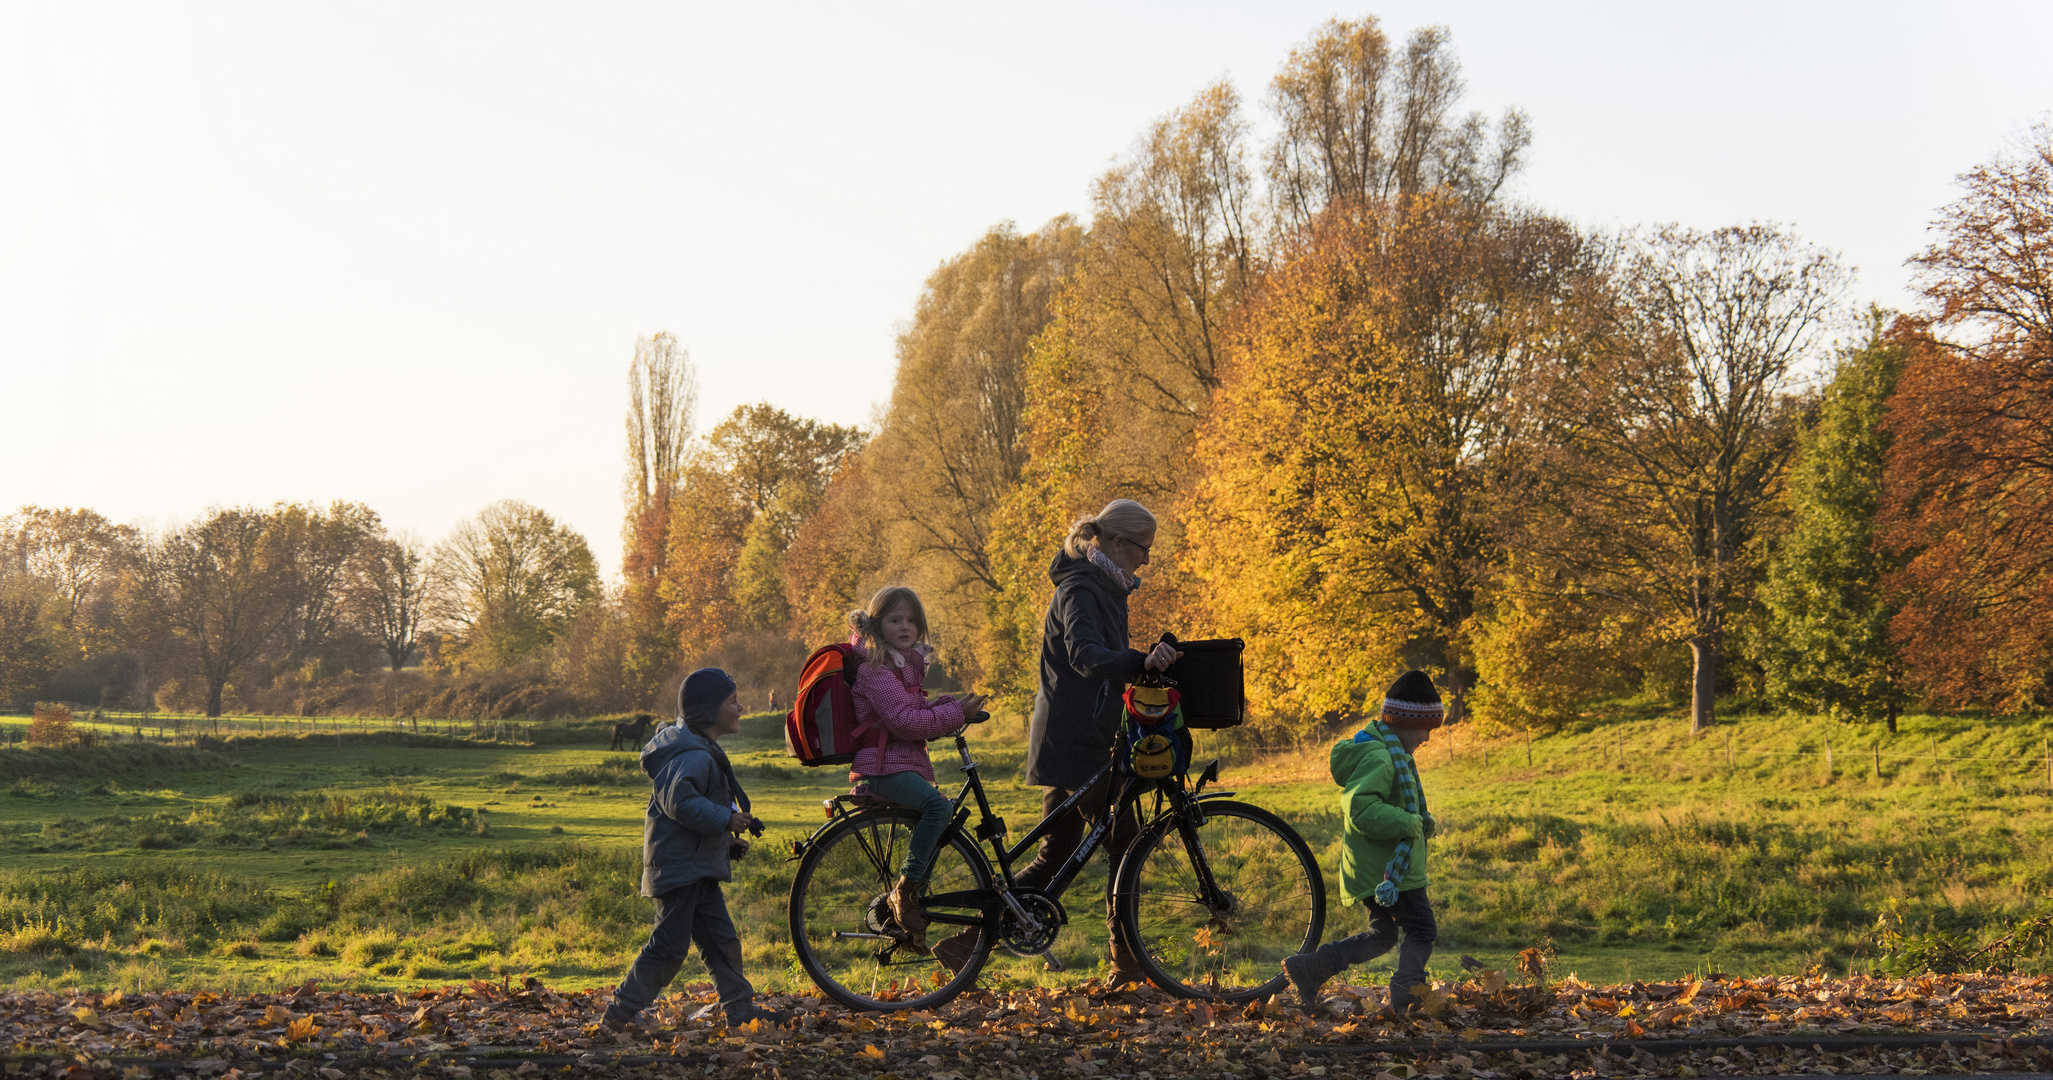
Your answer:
[1159,636,1246,729]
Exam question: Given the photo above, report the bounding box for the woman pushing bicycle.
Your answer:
[787,496,1323,1011]
[932,498,1181,983]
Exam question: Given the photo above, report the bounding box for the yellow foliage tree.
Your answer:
[1185,196,1592,729]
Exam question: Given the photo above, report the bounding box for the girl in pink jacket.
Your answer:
[847,586,986,953]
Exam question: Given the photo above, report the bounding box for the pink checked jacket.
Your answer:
[848,638,966,782]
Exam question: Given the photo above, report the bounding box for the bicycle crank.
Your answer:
[999,891,1065,956]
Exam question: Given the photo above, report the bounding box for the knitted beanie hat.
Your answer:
[678,667,738,727]
[1381,669,1444,730]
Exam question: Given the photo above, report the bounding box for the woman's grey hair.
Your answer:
[1062,499,1157,559]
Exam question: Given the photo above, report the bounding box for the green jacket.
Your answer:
[1332,733,1429,903]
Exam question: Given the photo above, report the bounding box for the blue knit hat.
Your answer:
[679,667,738,727]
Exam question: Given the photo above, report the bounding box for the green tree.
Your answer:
[1760,313,1912,729]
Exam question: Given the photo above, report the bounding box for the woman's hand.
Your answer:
[728,810,754,834]
[1143,642,1183,673]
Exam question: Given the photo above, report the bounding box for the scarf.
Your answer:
[1360,719,1422,906]
[1087,546,1140,592]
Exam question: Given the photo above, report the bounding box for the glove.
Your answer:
[1404,814,1426,840]
[1421,812,1437,839]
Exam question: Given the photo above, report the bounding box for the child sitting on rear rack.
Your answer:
[847,586,986,953]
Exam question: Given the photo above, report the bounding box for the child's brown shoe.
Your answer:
[888,875,929,953]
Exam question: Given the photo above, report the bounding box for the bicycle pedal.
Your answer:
[1041,951,1065,972]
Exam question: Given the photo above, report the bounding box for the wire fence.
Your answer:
[0,706,555,748]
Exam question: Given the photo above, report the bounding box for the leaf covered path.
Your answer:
[4,973,2053,1077]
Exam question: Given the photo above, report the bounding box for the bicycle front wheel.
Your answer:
[788,808,994,1011]
[1115,799,1325,1002]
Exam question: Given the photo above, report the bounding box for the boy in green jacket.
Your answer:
[1284,670,1442,1014]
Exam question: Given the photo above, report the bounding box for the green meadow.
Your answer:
[0,706,2048,996]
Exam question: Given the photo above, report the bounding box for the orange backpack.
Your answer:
[783,644,886,767]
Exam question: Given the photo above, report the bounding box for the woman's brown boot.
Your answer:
[889,876,929,953]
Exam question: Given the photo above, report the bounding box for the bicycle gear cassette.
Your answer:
[999,891,1065,955]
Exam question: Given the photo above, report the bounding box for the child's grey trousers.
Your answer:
[1306,886,1437,1009]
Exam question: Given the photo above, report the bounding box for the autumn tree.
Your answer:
[985,81,1257,696]
[431,500,600,668]
[865,219,1083,680]
[1759,312,1912,728]
[622,332,699,693]
[1266,17,1529,233]
[125,507,298,718]
[1184,196,1592,726]
[1,506,133,660]
[1529,224,1847,733]
[1881,122,2053,708]
[347,530,436,671]
[659,404,864,656]
[271,501,379,668]
[782,453,883,646]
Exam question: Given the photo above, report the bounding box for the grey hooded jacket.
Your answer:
[638,721,747,896]
[1023,550,1149,788]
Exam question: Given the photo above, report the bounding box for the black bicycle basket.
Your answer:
[1158,634,1246,729]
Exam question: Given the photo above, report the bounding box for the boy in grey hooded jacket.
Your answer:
[603,668,786,1030]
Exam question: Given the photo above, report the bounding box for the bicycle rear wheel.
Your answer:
[788,807,994,1011]
[1115,799,1324,1002]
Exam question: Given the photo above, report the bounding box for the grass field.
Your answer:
[0,704,2048,997]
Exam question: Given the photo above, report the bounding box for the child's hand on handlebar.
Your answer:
[1144,642,1183,672]
[951,692,988,719]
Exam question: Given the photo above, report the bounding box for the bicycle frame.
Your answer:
[806,729,1240,938]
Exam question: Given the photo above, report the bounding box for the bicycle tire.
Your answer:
[1114,799,1325,1002]
[788,807,995,1011]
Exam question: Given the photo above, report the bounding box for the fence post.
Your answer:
[1931,735,1939,780]
[1526,730,1533,767]
[1873,742,1881,781]
[1824,734,1833,778]
[1617,732,1625,773]
[1726,733,1733,767]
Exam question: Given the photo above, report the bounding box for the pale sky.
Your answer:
[4,1,2049,579]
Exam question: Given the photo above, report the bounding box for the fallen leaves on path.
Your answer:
[1,972,2049,1077]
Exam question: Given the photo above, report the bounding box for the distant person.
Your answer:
[603,668,787,1031]
[767,688,779,713]
[845,586,985,953]
[934,498,1180,983]
[1284,670,1443,1015]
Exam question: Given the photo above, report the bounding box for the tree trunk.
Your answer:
[1688,636,1718,734]
[1885,700,1900,734]
[204,678,226,719]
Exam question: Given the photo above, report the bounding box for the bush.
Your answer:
[27,703,76,747]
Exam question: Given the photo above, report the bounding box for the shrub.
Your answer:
[339,928,400,967]
[27,703,77,748]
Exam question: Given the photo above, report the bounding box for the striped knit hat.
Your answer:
[1381,669,1444,730]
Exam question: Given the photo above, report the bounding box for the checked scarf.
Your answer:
[1360,719,1422,907]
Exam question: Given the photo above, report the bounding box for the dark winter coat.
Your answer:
[638,721,750,896]
[1023,550,1149,788]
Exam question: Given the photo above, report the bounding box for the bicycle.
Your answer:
[786,713,1326,1011]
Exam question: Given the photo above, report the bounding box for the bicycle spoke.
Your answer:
[1120,802,1324,1002]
